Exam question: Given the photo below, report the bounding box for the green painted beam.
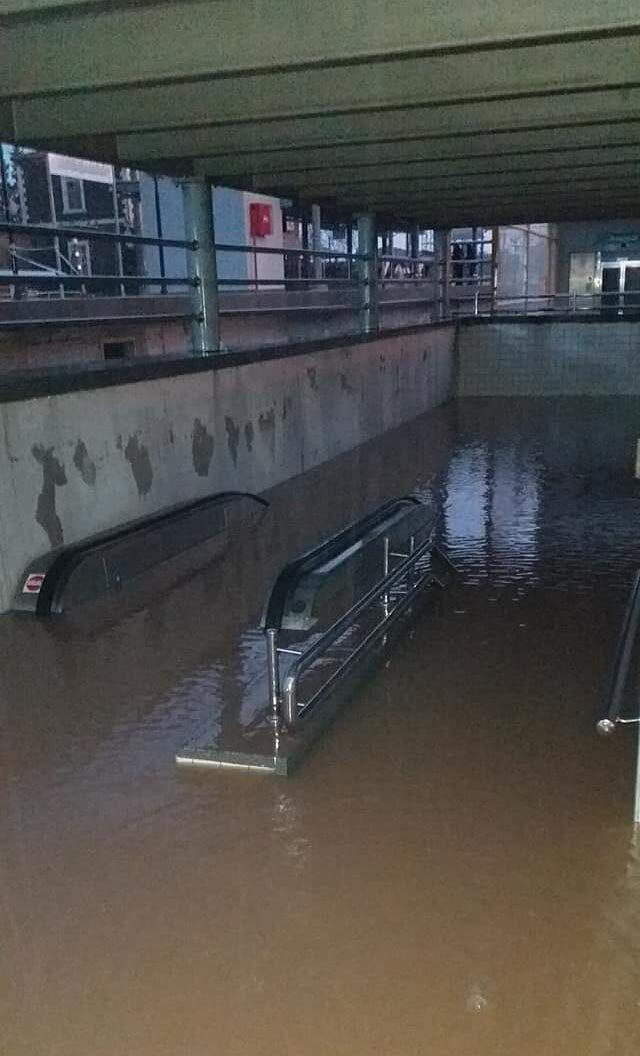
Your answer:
[353,191,640,221]
[4,1,640,228]
[297,164,640,203]
[12,36,640,142]
[3,0,639,97]
[333,181,640,211]
[111,89,640,165]
[396,203,640,226]
[240,148,640,195]
[189,123,640,180]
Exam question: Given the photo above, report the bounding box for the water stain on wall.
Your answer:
[258,407,276,459]
[73,440,97,486]
[307,367,318,392]
[339,372,355,396]
[244,421,254,453]
[32,444,67,548]
[192,418,215,476]
[225,417,240,465]
[282,395,293,421]
[124,433,153,496]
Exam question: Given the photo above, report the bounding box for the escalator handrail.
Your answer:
[262,496,422,631]
[35,490,268,616]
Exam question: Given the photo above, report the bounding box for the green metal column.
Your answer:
[182,178,220,354]
[434,228,451,321]
[311,203,323,281]
[356,212,378,336]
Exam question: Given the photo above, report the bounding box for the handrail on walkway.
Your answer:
[596,570,640,828]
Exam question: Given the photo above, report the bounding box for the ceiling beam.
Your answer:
[336,184,640,211]
[188,123,640,181]
[109,89,640,167]
[235,149,640,196]
[3,0,640,97]
[11,36,640,142]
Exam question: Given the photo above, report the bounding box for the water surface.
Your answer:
[2,397,640,1055]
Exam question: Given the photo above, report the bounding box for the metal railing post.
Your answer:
[356,212,378,335]
[410,223,420,279]
[312,203,323,282]
[434,228,451,321]
[111,167,126,297]
[181,178,220,354]
[266,628,282,730]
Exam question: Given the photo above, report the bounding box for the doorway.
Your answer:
[602,260,640,314]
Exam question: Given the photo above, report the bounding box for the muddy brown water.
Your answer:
[2,397,640,1055]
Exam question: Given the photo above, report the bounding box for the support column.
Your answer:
[311,202,323,281]
[491,225,500,315]
[434,228,451,321]
[111,167,125,297]
[182,178,220,355]
[410,223,421,280]
[356,212,379,336]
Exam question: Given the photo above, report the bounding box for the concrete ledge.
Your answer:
[0,321,453,404]
[459,313,640,327]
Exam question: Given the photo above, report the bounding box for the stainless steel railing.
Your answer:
[597,571,640,737]
[596,570,640,827]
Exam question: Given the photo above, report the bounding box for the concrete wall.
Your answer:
[0,325,455,612]
[0,288,435,371]
[457,320,640,396]
[0,316,191,371]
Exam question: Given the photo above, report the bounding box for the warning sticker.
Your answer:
[22,572,46,594]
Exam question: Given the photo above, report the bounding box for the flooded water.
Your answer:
[2,396,640,1055]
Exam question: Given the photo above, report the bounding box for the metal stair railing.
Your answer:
[596,570,640,826]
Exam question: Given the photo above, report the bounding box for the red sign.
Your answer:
[23,572,46,594]
[249,202,273,238]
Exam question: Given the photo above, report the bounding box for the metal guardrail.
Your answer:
[597,571,640,736]
[452,290,640,317]
[263,498,456,730]
[596,571,640,827]
[3,217,639,350]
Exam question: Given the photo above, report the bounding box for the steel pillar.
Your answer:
[181,178,220,354]
[356,212,379,335]
[434,228,451,321]
[311,202,323,281]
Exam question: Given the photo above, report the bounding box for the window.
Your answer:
[61,177,85,214]
[103,340,135,361]
[68,239,91,276]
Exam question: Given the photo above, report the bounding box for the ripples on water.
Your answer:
[2,397,640,1055]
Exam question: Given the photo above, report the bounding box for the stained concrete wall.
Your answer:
[457,320,640,396]
[0,325,455,612]
[0,288,435,371]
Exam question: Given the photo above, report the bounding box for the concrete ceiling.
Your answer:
[1,0,640,227]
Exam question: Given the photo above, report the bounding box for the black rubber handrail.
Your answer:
[597,569,640,735]
[263,496,422,631]
[35,490,268,616]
